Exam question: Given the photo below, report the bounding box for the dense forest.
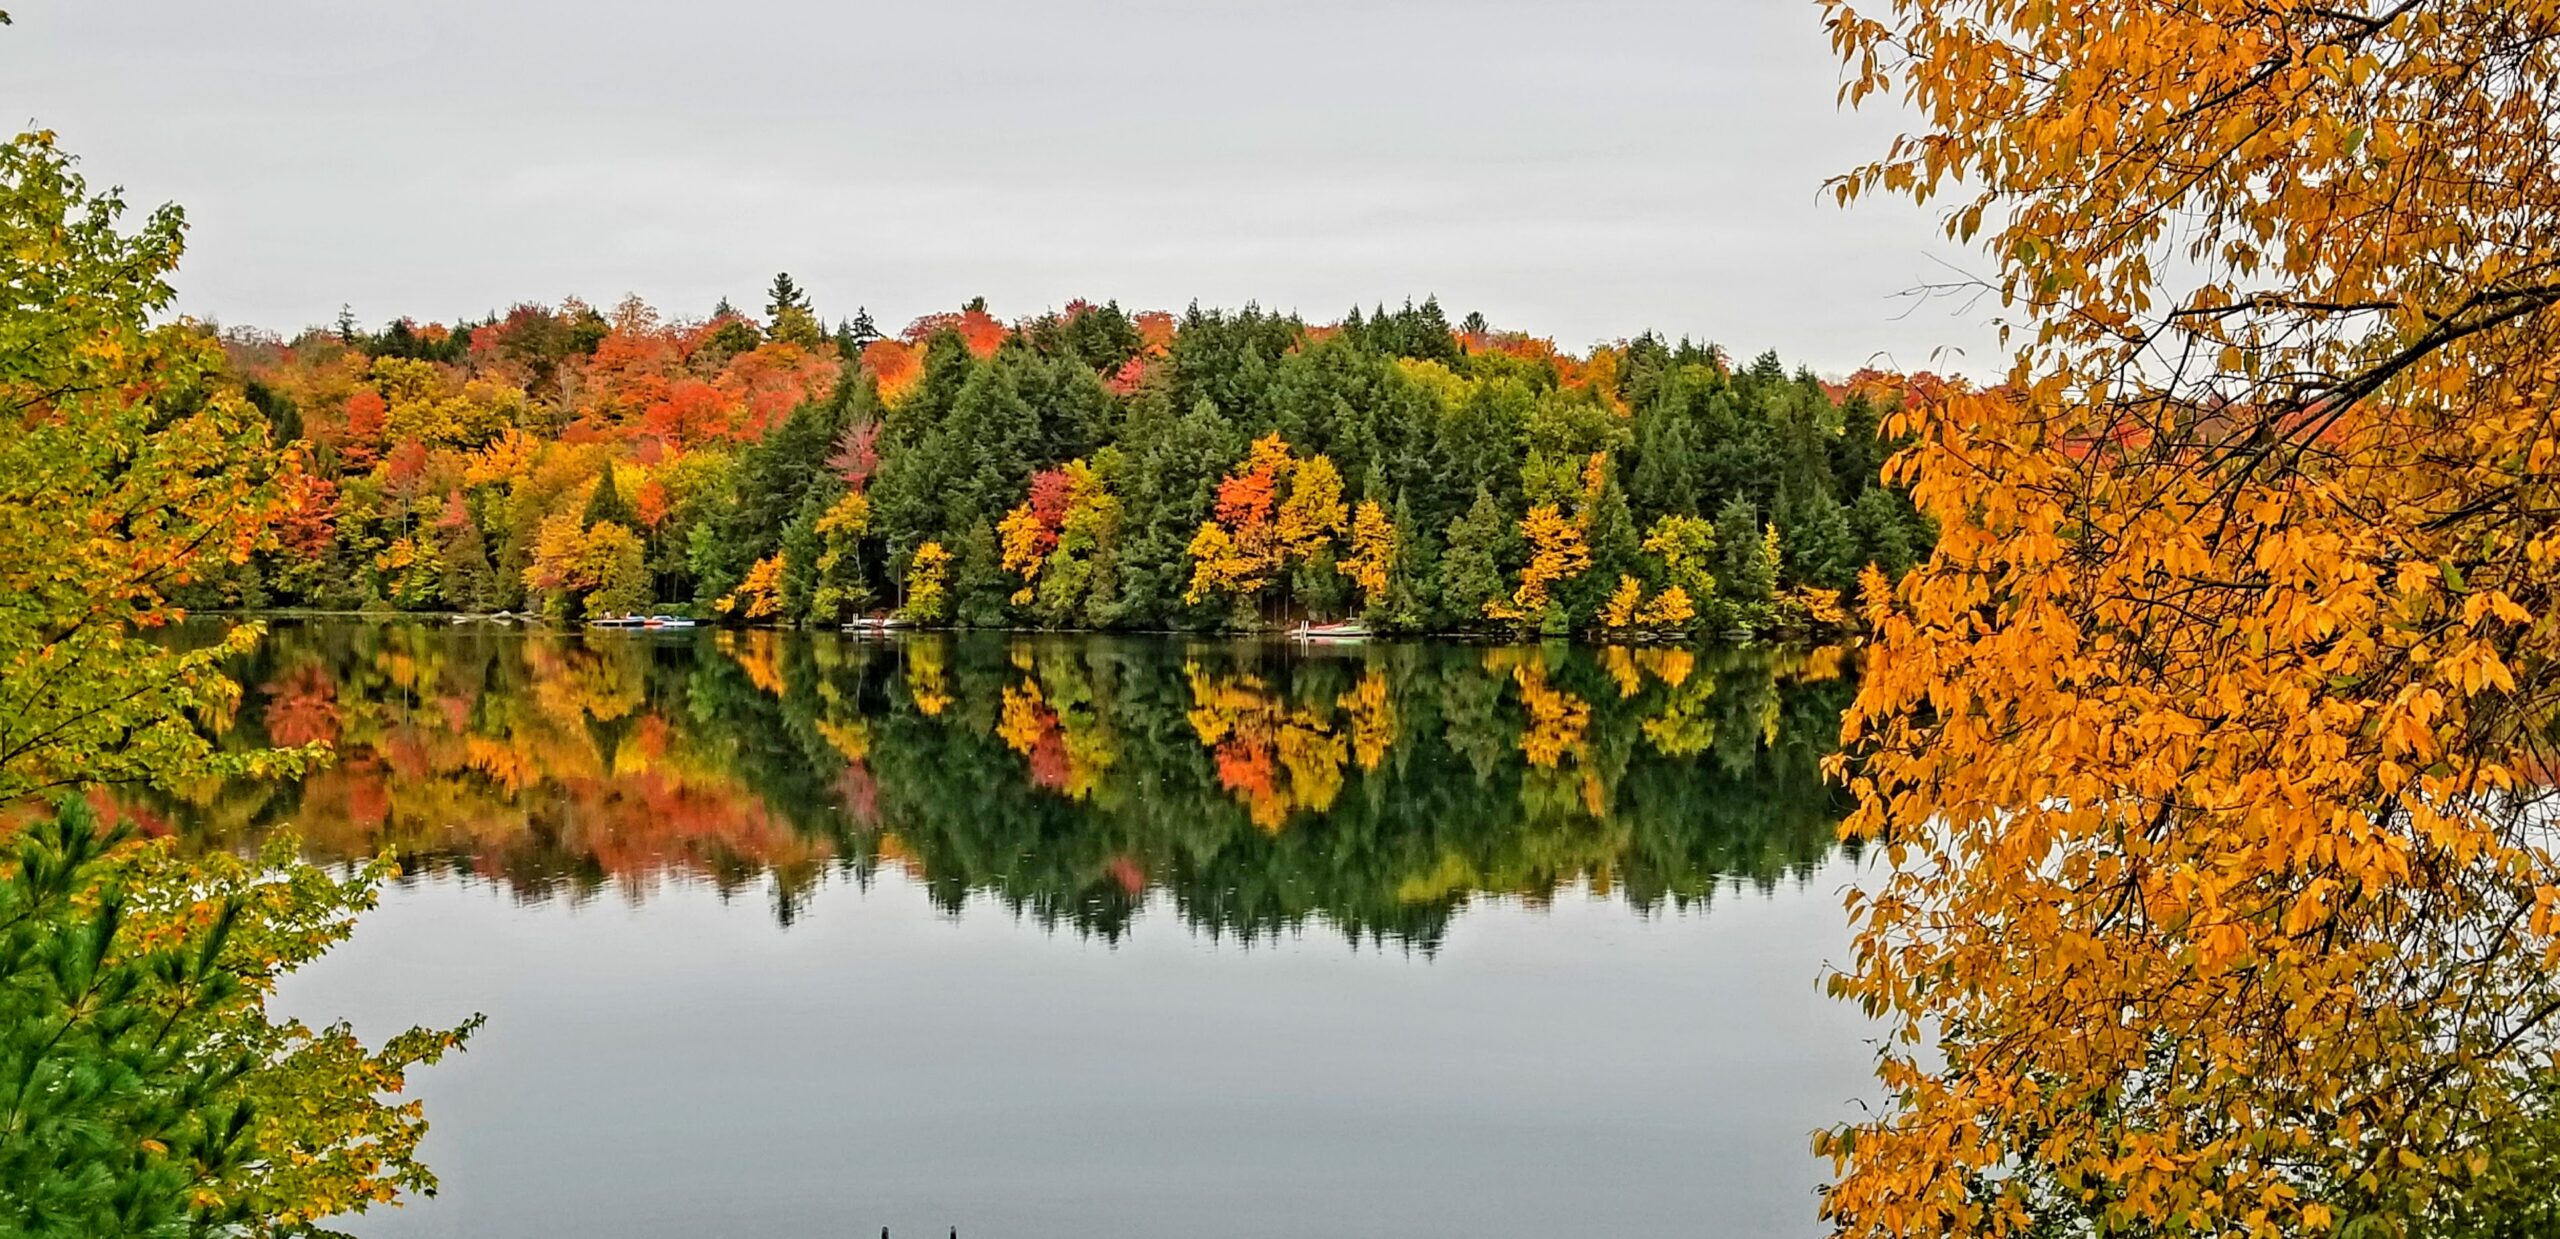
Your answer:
[201,278,1930,634]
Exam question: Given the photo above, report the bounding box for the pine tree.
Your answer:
[1573,475,1642,626]
[1438,487,1513,627]
[778,486,831,623]
[766,272,809,320]
[951,519,1007,626]
[1850,487,1919,579]
[1786,488,1860,593]
[1716,496,1775,612]
[582,464,638,531]
[1374,489,1434,631]
[765,272,824,348]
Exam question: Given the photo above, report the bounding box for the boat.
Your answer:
[1289,620,1371,643]
[645,615,697,629]
[586,613,646,629]
[843,615,908,634]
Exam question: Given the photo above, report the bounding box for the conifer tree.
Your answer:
[1714,496,1775,617]
[582,464,637,531]
[846,305,881,349]
[1849,487,1917,580]
[1574,474,1642,626]
[1438,487,1513,626]
[1785,488,1859,593]
[765,271,823,348]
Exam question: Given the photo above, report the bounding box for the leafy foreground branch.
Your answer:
[0,799,478,1237]
[1,118,480,1237]
[1819,0,2560,1236]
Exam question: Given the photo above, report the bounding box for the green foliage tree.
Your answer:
[0,803,480,1237]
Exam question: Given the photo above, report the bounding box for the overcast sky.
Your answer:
[5,0,1998,377]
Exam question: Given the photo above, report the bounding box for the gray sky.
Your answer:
[6,0,1997,377]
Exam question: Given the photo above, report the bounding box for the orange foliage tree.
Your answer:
[1185,435,1352,615]
[1819,0,2560,1234]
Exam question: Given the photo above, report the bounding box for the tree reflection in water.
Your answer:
[163,621,1857,948]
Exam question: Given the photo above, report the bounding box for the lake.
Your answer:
[169,621,1875,1238]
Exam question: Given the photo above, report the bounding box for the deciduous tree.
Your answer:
[1819,0,2560,1234]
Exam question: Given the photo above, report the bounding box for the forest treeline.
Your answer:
[204,279,1931,634]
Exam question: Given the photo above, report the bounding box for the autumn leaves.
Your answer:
[1818,0,2560,1234]
[1170,432,1797,635]
[1181,435,1357,611]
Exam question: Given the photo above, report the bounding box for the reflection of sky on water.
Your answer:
[282,861,1873,1239]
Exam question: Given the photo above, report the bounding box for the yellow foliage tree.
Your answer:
[1599,575,1646,629]
[997,503,1050,602]
[717,554,784,621]
[1819,0,2560,1235]
[900,541,951,624]
[1488,503,1588,621]
[1185,434,1349,612]
[1276,452,1346,561]
[1337,500,1397,609]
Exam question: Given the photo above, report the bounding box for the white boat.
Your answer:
[843,615,908,633]
[1290,620,1371,643]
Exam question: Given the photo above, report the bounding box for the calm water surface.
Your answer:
[176,622,1874,1238]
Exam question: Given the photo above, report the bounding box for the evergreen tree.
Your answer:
[1438,487,1513,627]
[1114,398,1237,625]
[1373,489,1435,631]
[701,389,855,603]
[1851,486,1919,579]
[1716,496,1775,614]
[951,519,1007,626]
[582,464,637,531]
[1786,487,1860,593]
[766,272,810,321]
[765,272,824,348]
[1832,391,1890,499]
[778,486,832,623]
[1574,475,1642,625]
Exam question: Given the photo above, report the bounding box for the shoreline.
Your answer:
[192,609,1827,646]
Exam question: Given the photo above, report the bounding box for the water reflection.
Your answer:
[171,623,1855,947]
